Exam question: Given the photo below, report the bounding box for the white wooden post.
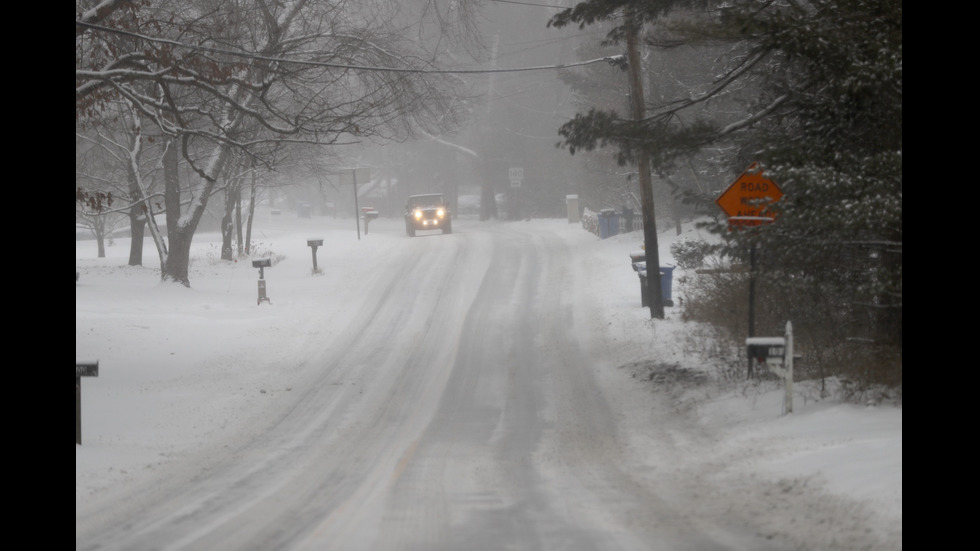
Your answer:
[746,322,794,416]
[784,321,794,415]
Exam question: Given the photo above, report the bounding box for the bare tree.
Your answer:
[77,0,471,286]
[76,101,169,263]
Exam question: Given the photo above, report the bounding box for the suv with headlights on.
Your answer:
[404,193,452,236]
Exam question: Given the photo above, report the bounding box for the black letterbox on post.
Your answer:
[307,239,323,273]
[252,258,272,304]
[746,337,786,363]
[746,322,796,415]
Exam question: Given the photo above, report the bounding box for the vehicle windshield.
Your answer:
[408,195,444,209]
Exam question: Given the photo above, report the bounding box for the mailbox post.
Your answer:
[746,321,795,415]
[307,239,323,273]
[76,360,99,444]
[252,258,272,305]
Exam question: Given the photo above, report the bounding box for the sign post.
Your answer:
[508,167,524,220]
[717,163,784,377]
[341,168,371,240]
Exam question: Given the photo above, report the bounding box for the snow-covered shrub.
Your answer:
[670,238,714,270]
[581,208,599,237]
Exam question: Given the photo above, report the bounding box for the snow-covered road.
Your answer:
[76,216,900,550]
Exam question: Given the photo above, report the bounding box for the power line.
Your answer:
[494,33,588,62]
[490,0,568,8]
[76,21,622,75]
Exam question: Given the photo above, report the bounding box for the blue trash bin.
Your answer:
[598,209,619,239]
[637,264,675,308]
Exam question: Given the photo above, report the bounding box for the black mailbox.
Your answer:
[307,239,324,272]
[252,258,272,268]
[746,337,786,362]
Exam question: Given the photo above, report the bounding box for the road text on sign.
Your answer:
[716,162,783,226]
[509,167,524,188]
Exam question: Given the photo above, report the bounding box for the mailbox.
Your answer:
[252,258,272,303]
[746,322,796,415]
[746,337,786,362]
[307,239,324,273]
[629,250,646,267]
[361,208,380,235]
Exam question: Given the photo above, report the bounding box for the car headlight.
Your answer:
[414,209,422,219]
[437,208,445,217]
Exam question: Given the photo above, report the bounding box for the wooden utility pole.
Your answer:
[625,11,664,319]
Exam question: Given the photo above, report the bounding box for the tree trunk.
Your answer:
[235,179,244,257]
[220,183,235,261]
[478,158,498,221]
[160,140,229,286]
[161,140,186,284]
[480,180,497,220]
[128,212,146,266]
[126,117,146,266]
[95,219,106,258]
[481,35,500,222]
[88,214,107,258]
[245,167,257,255]
[166,229,194,286]
[138,140,171,276]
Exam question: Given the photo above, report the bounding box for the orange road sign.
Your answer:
[716,162,783,226]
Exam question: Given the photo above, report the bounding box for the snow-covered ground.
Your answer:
[76,212,901,549]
